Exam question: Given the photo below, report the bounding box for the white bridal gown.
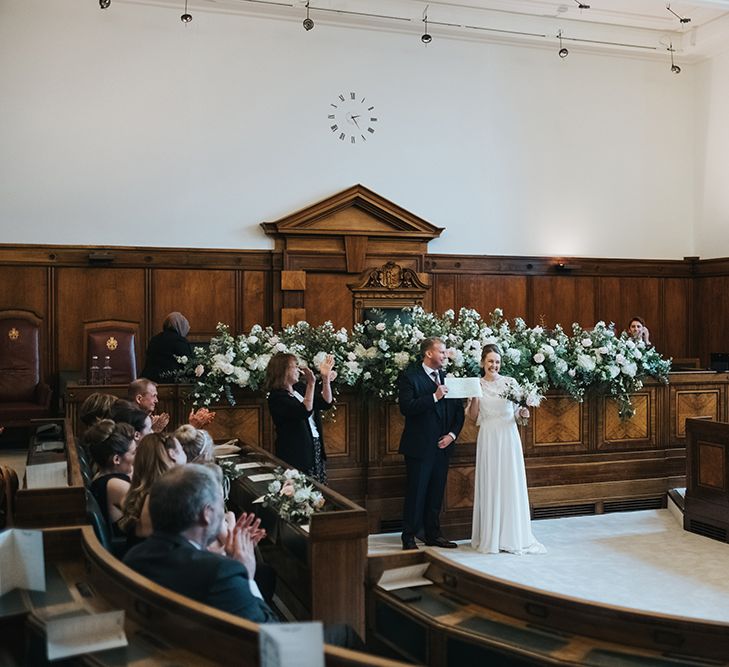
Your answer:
[471,375,546,555]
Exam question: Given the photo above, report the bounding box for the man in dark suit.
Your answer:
[399,337,465,550]
[124,464,277,623]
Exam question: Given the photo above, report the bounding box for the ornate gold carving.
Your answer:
[106,336,119,351]
[8,327,20,341]
[362,261,427,291]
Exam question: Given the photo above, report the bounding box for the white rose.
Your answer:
[344,360,362,375]
[549,338,558,347]
[568,368,576,377]
[598,346,609,355]
[347,351,357,361]
[581,338,592,348]
[532,326,543,335]
[275,342,287,352]
[633,349,643,360]
[294,489,309,503]
[622,361,637,377]
[608,365,620,378]
[616,353,626,365]
[393,351,410,369]
[577,354,596,371]
[378,339,389,351]
[194,364,205,377]
[375,322,386,331]
[363,371,372,380]
[269,480,281,493]
[247,335,258,344]
[312,351,328,370]
[506,348,521,364]
[533,352,545,364]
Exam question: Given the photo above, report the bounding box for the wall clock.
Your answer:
[328,92,377,144]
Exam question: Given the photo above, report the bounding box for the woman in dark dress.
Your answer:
[140,312,193,382]
[265,352,335,483]
[85,419,137,537]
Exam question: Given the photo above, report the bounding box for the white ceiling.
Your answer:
[126,0,729,59]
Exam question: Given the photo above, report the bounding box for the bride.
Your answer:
[466,344,546,555]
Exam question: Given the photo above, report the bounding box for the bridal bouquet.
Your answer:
[262,468,326,524]
[500,379,546,426]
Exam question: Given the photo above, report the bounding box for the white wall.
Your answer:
[694,49,729,259]
[0,0,698,258]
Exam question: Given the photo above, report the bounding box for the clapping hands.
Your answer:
[151,412,170,432]
[224,512,266,578]
[188,407,216,429]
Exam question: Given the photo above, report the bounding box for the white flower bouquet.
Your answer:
[262,468,326,524]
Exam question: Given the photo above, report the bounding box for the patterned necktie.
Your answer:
[431,370,440,385]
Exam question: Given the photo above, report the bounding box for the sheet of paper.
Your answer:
[0,529,46,595]
[377,563,433,591]
[444,376,482,399]
[213,443,241,456]
[248,473,276,482]
[251,495,265,504]
[26,461,68,489]
[46,610,127,661]
[259,622,324,667]
[235,462,264,470]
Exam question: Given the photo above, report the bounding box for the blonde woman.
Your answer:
[119,432,187,546]
[174,424,214,464]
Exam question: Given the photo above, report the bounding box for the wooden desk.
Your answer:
[367,551,729,666]
[227,442,369,639]
[684,417,729,542]
[14,419,86,528]
[0,526,405,667]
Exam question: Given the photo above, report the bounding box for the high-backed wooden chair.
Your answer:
[83,319,140,384]
[0,309,52,425]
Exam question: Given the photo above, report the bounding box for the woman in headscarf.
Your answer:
[140,312,193,382]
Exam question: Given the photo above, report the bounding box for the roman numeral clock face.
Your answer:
[328,92,377,144]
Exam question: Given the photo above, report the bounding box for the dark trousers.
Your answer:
[402,449,449,542]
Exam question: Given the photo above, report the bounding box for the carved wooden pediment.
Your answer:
[349,261,430,323]
[261,184,443,273]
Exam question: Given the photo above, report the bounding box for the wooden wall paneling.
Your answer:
[206,404,264,448]
[661,278,692,359]
[304,273,355,330]
[241,270,270,331]
[596,388,658,451]
[432,274,456,315]
[597,277,661,340]
[668,378,727,448]
[527,394,588,455]
[530,276,597,329]
[55,267,145,372]
[455,275,528,321]
[445,465,475,509]
[694,276,729,366]
[151,269,237,339]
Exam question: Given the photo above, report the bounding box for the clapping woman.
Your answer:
[265,353,335,484]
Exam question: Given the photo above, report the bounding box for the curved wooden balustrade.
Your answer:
[2,525,407,667]
[366,550,729,666]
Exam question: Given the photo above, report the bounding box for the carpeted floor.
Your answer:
[369,509,729,624]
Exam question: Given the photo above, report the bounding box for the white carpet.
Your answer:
[369,509,729,624]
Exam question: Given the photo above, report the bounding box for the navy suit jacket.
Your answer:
[397,364,465,460]
[123,532,277,624]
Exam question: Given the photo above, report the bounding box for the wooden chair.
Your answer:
[83,319,140,384]
[0,310,52,426]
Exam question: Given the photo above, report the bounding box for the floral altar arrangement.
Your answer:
[176,306,671,420]
[262,468,326,524]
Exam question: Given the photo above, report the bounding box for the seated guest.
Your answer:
[118,432,187,545]
[128,378,170,432]
[79,392,118,428]
[174,424,214,464]
[124,465,277,624]
[111,400,153,444]
[140,312,193,383]
[85,419,136,536]
[628,316,651,346]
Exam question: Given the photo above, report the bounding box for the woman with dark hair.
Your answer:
[140,312,193,382]
[264,352,335,483]
[86,419,136,536]
[628,316,651,346]
[465,344,545,555]
[111,400,153,444]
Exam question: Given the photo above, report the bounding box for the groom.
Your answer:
[398,337,465,550]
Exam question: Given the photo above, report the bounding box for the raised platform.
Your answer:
[369,509,729,624]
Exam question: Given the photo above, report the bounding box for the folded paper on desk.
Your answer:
[260,622,324,667]
[444,376,482,399]
[213,442,241,456]
[377,563,433,591]
[46,610,127,660]
[0,529,45,595]
[26,461,68,489]
[36,441,65,453]
[235,461,268,470]
[249,473,276,482]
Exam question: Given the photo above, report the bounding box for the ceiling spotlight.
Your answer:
[303,1,314,31]
[99,0,111,8]
[574,0,590,8]
[421,5,432,44]
[558,30,568,58]
[180,0,192,22]
[668,42,681,74]
[666,4,691,24]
